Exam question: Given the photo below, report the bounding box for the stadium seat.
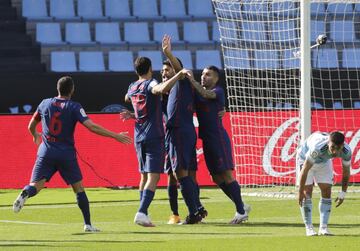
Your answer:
[138,51,163,71]
[51,51,77,72]
[78,0,107,20]
[105,0,135,20]
[311,102,323,109]
[172,50,193,69]
[108,51,134,72]
[271,20,297,42]
[188,0,215,19]
[217,20,239,43]
[354,101,360,109]
[242,0,268,18]
[271,1,298,18]
[196,50,222,70]
[254,50,279,69]
[65,23,95,45]
[355,4,360,13]
[223,49,250,69]
[22,0,51,20]
[50,0,80,20]
[332,101,343,109]
[95,22,125,45]
[124,22,156,46]
[283,102,294,109]
[133,0,163,20]
[212,21,220,42]
[311,20,326,42]
[312,48,339,68]
[327,3,354,16]
[342,48,360,68]
[79,51,105,72]
[330,21,357,42]
[36,23,65,45]
[183,22,214,46]
[282,49,300,69]
[160,0,190,20]
[310,2,326,17]
[153,22,184,47]
[242,21,267,42]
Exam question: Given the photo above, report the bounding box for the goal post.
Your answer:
[212,0,360,192]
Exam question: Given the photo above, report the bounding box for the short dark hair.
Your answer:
[330,131,345,145]
[57,76,74,96]
[205,65,220,77]
[134,57,152,76]
[162,58,184,68]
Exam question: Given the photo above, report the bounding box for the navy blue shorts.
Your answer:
[168,126,197,172]
[202,133,233,175]
[164,129,172,174]
[31,157,83,185]
[135,138,165,173]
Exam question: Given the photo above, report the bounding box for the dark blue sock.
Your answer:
[218,182,233,201]
[193,181,203,210]
[76,192,91,225]
[139,190,143,201]
[138,189,155,215]
[23,185,37,198]
[227,181,245,214]
[167,185,179,215]
[179,176,197,215]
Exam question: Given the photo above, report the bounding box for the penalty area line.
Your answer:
[0,220,61,225]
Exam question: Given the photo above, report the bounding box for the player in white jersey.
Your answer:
[297,131,351,236]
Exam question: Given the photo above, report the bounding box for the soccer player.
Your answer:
[184,66,249,224]
[297,131,351,236]
[125,56,185,227]
[13,76,132,232]
[162,35,205,224]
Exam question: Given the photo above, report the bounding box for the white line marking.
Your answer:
[0,220,60,225]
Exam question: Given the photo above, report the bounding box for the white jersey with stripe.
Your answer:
[297,132,352,166]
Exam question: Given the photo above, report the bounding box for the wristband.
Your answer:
[338,191,346,200]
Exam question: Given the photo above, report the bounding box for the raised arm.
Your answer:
[185,70,216,99]
[151,70,184,95]
[162,35,182,73]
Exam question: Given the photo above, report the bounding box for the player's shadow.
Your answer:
[129,231,267,236]
[212,222,304,228]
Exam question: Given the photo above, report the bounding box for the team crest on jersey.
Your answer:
[310,151,318,158]
[80,108,87,117]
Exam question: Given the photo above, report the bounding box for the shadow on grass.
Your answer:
[211,222,304,228]
[129,231,267,236]
[0,239,162,244]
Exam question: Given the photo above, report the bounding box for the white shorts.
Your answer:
[296,157,334,185]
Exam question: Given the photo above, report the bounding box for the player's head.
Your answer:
[328,131,345,156]
[57,76,74,97]
[201,65,220,88]
[134,57,152,77]
[161,58,183,82]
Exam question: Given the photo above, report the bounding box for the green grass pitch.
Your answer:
[0,188,359,250]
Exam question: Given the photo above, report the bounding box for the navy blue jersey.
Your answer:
[127,78,164,142]
[195,85,226,140]
[35,97,89,160]
[166,79,195,128]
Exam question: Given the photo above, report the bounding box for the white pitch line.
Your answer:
[0,220,61,225]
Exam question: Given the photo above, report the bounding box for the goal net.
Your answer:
[212,0,360,193]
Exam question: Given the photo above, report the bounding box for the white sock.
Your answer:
[319,197,332,228]
[300,198,312,227]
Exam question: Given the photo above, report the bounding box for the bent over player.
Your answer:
[297,131,351,236]
[13,76,132,232]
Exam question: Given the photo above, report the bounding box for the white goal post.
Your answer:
[212,0,360,192]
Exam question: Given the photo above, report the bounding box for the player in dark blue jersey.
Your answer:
[185,66,250,224]
[162,35,205,224]
[125,57,185,227]
[13,76,132,232]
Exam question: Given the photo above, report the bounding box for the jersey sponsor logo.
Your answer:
[80,108,87,117]
[310,151,318,159]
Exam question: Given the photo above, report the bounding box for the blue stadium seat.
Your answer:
[133,0,163,20]
[50,0,80,20]
[332,101,343,109]
[223,49,250,69]
[254,50,279,69]
[212,21,220,42]
[356,4,360,13]
[283,103,294,109]
[153,22,184,46]
[105,0,135,21]
[22,0,51,20]
[311,2,326,17]
[342,48,360,68]
[78,0,107,20]
[271,1,298,18]
[282,49,300,69]
[79,51,105,72]
[312,48,339,68]
[188,0,215,19]
[172,50,193,69]
[311,20,326,42]
[311,102,323,109]
[327,3,354,16]
[95,22,125,45]
[36,23,65,45]
[108,51,134,72]
[160,0,190,20]
[196,50,222,70]
[183,22,214,46]
[242,0,268,18]
[124,22,156,46]
[354,101,360,109]
[271,20,297,42]
[51,51,77,72]
[330,21,357,42]
[242,21,267,42]
[138,51,163,71]
[65,23,95,45]
[217,20,239,43]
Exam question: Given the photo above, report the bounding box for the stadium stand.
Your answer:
[65,23,95,45]
[138,50,163,71]
[195,50,222,70]
[79,51,106,72]
[160,0,190,20]
[342,48,360,68]
[172,50,193,69]
[95,22,126,45]
[108,51,134,72]
[312,48,339,68]
[105,0,135,21]
[36,23,65,45]
[50,51,77,72]
[50,0,80,21]
[188,0,215,19]
[22,0,51,20]
[133,0,163,20]
[78,0,107,21]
